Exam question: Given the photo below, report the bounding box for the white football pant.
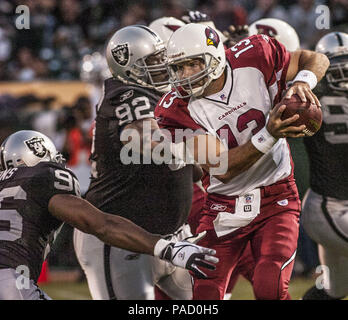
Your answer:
[301,188,348,298]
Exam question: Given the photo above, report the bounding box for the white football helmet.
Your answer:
[166,23,226,98]
[249,18,300,52]
[149,17,186,46]
[315,32,348,93]
[80,52,112,84]
[106,25,170,93]
[0,130,64,170]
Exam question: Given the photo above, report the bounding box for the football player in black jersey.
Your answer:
[0,130,217,300]
[301,32,348,300]
[73,25,203,300]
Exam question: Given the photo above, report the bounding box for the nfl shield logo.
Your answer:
[244,194,253,204]
[258,135,265,143]
[111,43,129,66]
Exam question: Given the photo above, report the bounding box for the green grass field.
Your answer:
[39,276,320,300]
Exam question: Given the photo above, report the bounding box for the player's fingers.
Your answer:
[282,124,307,133]
[274,104,286,118]
[200,253,219,264]
[223,31,230,38]
[286,132,306,138]
[199,247,218,257]
[312,92,321,107]
[189,264,208,279]
[296,87,307,103]
[284,87,294,99]
[280,113,300,126]
[304,89,316,105]
[228,25,236,33]
[195,258,217,270]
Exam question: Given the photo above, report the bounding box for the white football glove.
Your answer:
[154,231,219,279]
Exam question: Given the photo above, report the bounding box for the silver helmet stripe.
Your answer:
[335,32,344,46]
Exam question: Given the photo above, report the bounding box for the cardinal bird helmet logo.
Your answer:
[255,24,278,38]
[205,27,220,48]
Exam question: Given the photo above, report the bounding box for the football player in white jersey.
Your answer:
[155,23,329,299]
[301,32,348,300]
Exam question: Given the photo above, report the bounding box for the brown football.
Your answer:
[279,94,322,136]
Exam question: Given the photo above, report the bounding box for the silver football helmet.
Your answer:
[105,25,170,93]
[0,130,64,171]
[80,51,112,84]
[315,32,348,92]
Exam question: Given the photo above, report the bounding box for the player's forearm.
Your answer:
[287,50,330,83]
[298,50,329,82]
[210,141,263,183]
[49,194,160,255]
[97,214,160,255]
[191,135,263,183]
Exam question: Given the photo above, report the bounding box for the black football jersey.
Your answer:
[0,162,80,282]
[303,79,348,199]
[86,78,193,235]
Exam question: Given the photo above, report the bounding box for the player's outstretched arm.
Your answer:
[48,194,218,278]
[48,194,159,254]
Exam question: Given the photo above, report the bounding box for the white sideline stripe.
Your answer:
[281,250,297,271]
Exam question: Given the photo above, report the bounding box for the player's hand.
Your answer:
[266,103,306,138]
[158,232,218,279]
[223,25,249,47]
[284,82,321,107]
[181,10,211,24]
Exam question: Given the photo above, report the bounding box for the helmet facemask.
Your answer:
[121,47,170,93]
[326,53,348,93]
[167,53,221,99]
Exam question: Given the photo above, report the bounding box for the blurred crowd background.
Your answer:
[0,0,347,283]
[0,0,348,82]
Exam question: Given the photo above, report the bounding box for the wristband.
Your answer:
[292,70,317,90]
[153,238,171,257]
[251,126,277,154]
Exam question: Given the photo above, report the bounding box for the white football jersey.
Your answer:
[156,35,294,196]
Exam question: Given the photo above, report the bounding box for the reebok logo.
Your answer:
[277,199,288,206]
[211,203,227,211]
